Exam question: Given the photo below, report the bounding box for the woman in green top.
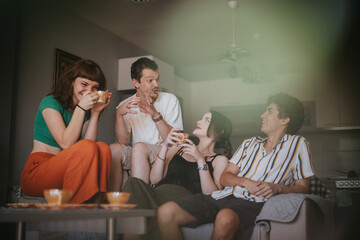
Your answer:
[21,59,112,204]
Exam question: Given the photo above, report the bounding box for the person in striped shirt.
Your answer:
[158,92,314,240]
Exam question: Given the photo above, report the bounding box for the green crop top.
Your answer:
[33,95,89,149]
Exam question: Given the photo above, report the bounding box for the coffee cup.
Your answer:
[106,192,130,204]
[97,90,109,103]
[175,132,189,143]
[43,189,73,205]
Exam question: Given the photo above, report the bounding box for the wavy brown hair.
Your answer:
[207,111,233,159]
[49,59,106,111]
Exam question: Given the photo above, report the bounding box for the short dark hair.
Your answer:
[207,111,233,158]
[267,92,305,134]
[50,59,106,110]
[131,57,158,82]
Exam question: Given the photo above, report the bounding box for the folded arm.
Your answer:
[250,178,310,199]
[220,162,310,199]
[220,162,255,189]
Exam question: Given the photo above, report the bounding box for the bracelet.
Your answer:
[76,104,86,112]
[157,154,165,161]
[152,113,163,122]
[197,163,209,171]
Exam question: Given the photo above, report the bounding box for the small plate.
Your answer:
[34,203,99,210]
[7,203,38,209]
[100,204,137,210]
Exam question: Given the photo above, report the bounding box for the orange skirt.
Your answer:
[21,139,111,204]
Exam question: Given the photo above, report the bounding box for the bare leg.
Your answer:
[130,143,151,184]
[211,208,240,240]
[108,143,124,191]
[158,201,197,240]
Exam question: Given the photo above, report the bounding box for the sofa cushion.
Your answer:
[309,176,331,199]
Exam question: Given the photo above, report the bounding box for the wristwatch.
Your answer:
[197,163,209,171]
[152,113,163,122]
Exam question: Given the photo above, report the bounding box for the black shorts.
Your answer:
[174,193,264,238]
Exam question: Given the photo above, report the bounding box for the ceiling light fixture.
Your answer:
[217,1,274,83]
[240,33,275,84]
[218,0,249,63]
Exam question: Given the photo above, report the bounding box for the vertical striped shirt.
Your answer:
[211,134,314,202]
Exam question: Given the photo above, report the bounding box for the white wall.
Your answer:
[177,72,360,176]
[172,76,192,131]
[183,73,315,133]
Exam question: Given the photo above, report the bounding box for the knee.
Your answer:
[77,139,95,147]
[97,142,111,155]
[157,202,178,224]
[109,143,124,165]
[97,141,109,151]
[77,139,98,156]
[132,142,148,154]
[215,208,240,232]
[131,142,149,161]
[65,140,98,168]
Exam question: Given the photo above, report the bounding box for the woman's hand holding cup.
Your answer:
[180,138,203,162]
[92,90,112,112]
[78,91,98,110]
[163,128,188,147]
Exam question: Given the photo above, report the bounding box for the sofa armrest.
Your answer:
[251,221,270,240]
[183,198,327,240]
[266,199,324,240]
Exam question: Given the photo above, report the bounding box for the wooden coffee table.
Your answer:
[0,206,155,240]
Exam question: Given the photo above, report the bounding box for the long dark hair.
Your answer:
[49,59,106,110]
[207,111,233,159]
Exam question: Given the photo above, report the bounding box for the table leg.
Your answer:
[106,217,117,240]
[15,221,24,240]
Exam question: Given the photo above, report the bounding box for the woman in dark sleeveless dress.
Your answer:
[122,111,232,239]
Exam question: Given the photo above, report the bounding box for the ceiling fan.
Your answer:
[218,1,274,83]
[218,0,249,63]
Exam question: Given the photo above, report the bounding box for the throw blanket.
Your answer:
[251,193,334,240]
